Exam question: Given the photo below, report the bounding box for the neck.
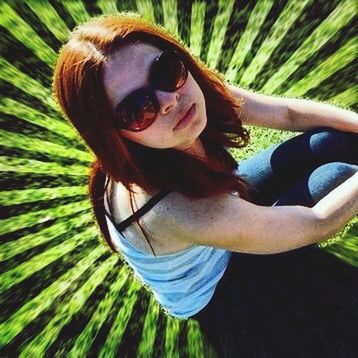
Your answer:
[182,138,208,162]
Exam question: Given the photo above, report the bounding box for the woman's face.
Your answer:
[102,43,207,155]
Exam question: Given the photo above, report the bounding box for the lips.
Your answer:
[173,104,195,131]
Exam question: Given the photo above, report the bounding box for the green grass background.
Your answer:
[0,0,357,356]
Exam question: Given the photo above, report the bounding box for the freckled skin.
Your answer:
[102,44,357,257]
[103,43,212,253]
[102,43,208,157]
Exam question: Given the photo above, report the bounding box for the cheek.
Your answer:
[186,73,199,94]
[187,75,205,106]
[120,128,172,149]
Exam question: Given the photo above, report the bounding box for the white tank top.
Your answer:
[104,191,231,319]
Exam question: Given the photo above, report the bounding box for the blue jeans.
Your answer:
[237,127,358,207]
[193,129,358,358]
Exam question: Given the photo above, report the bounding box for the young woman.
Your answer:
[53,14,358,357]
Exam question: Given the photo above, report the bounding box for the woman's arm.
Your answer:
[227,83,358,134]
[147,172,358,255]
[312,172,358,238]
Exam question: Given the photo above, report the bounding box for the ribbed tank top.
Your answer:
[104,188,232,319]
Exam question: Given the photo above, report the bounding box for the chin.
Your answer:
[193,114,207,135]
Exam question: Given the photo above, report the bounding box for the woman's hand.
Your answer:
[227,83,358,134]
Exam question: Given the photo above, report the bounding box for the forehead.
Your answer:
[102,42,162,109]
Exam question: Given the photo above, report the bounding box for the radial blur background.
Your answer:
[0,0,357,357]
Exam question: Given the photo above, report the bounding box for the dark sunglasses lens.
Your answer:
[113,51,187,132]
[151,50,188,91]
[116,91,158,131]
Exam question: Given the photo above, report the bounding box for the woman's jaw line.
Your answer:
[175,137,207,160]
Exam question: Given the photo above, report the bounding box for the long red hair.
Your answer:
[53,13,253,253]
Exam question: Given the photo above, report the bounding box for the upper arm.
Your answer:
[148,193,326,255]
[227,84,291,130]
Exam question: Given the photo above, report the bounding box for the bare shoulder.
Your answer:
[144,191,245,244]
[135,190,207,252]
[108,181,321,255]
[107,180,201,254]
[148,190,322,255]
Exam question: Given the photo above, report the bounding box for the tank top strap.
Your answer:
[104,185,171,233]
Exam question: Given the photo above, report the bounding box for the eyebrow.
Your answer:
[113,52,162,113]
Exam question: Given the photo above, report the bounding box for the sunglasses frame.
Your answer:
[112,49,189,132]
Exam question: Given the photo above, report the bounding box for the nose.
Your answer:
[155,89,179,115]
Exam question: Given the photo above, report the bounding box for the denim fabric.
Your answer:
[192,128,358,358]
[237,127,358,207]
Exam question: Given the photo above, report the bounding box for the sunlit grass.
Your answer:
[0,0,356,356]
[262,0,356,94]
[0,212,92,261]
[97,280,142,358]
[189,1,206,57]
[0,186,87,206]
[0,97,75,139]
[162,0,179,38]
[0,59,59,112]
[0,227,97,293]
[0,199,90,235]
[164,315,181,358]
[329,86,358,108]
[0,245,107,347]
[0,130,91,162]
[62,0,90,25]
[137,295,161,357]
[0,157,89,176]
[239,0,309,88]
[284,37,357,98]
[225,0,273,83]
[0,2,57,66]
[97,0,119,15]
[24,0,70,43]
[206,0,235,70]
[136,0,155,23]
[18,254,119,357]
[67,265,132,357]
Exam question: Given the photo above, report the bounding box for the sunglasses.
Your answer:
[112,49,188,132]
